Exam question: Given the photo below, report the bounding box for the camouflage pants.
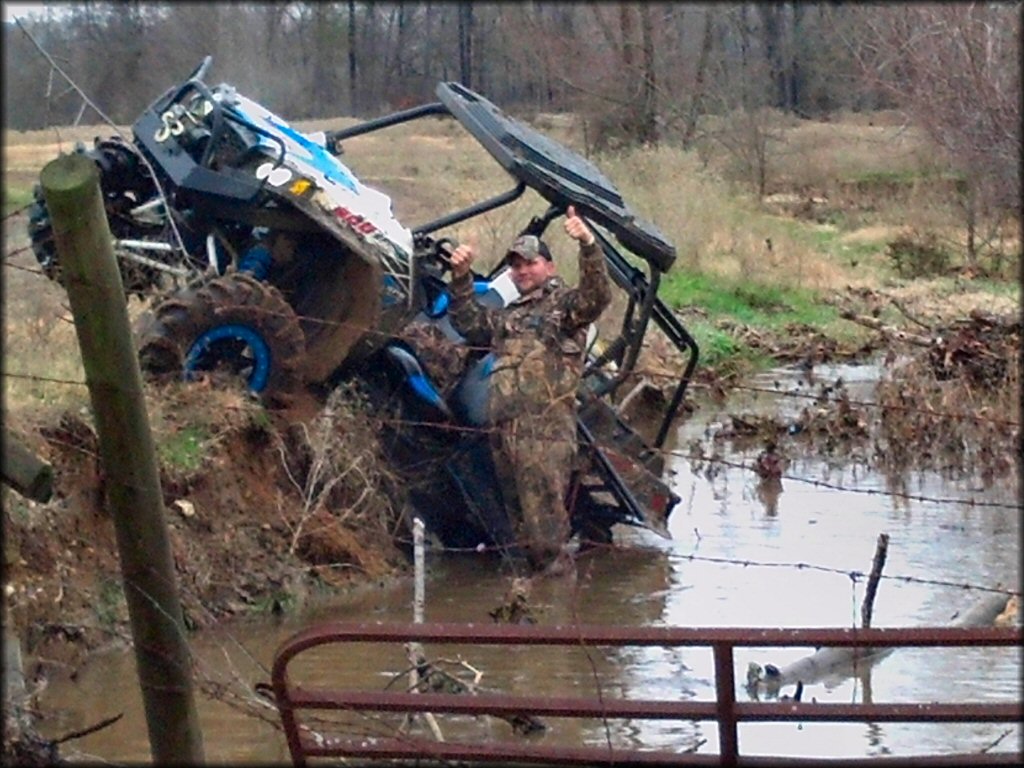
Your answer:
[489,405,576,570]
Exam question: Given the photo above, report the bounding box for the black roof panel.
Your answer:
[437,82,676,272]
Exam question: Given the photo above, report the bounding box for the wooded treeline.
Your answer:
[3,2,1020,210]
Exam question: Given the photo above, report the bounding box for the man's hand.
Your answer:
[564,205,595,247]
[449,242,476,277]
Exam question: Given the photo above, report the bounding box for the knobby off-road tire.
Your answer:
[27,185,61,282]
[136,272,305,406]
[27,141,166,298]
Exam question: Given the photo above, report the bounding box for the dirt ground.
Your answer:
[3,381,406,662]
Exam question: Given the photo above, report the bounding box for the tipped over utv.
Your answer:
[28,57,699,568]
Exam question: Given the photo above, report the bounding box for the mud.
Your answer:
[2,385,407,707]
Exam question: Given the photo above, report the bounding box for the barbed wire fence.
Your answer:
[5,221,1022,550]
[3,32,1020,761]
[8,214,1022,757]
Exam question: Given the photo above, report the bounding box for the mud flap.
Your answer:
[575,397,677,539]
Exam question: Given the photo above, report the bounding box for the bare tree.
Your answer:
[457,1,473,87]
[699,5,787,197]
[681,7,716,148]
[348,0,358,114]
[844,4,1021,268]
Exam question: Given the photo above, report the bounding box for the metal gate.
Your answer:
[269,621,1022,767]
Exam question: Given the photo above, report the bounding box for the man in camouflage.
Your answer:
[448,206,611,572]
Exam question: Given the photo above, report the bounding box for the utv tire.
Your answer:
[27,140,165,297]
[27,185,59,282]
[137,272,305,406]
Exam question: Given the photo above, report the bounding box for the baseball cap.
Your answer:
[505,234,552,263]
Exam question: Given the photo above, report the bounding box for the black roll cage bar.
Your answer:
[326,102,698,450]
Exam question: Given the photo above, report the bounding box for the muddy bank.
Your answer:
[3,384,409,672]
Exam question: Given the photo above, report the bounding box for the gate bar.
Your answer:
[271,621,1022,767]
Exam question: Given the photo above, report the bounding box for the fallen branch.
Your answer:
[386,656,547,736]
[747,590,1012,696]
[839,311,934,347]
[890,298,934,331]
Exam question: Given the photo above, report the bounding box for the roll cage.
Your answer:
[327,82,699,450]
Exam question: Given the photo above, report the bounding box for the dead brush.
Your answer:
[275,385,402,575]
[873,325,1020,481]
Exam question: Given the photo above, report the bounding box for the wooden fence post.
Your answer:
[1,428,53,502]
[40,153,205,765]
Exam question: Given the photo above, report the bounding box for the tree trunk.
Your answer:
[458,1,473,87]
[789,1,805,113]
[396,3,408,80]
[738,4,751,109]
[965,181,978,268]
[348,0,358,115]
[618,3,638,142]
[758,3,787,109]
[638,4,658,144]
[422,1,434,94]
[682,8,715,149]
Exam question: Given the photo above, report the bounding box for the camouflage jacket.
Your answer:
[448,241,611,421]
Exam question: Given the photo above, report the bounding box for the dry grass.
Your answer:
[4,110,1018,417]
[772,119,939,190]
[2,242,88,417]
[592,142,860,290]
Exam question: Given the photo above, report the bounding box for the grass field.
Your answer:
[3,108,1020,411]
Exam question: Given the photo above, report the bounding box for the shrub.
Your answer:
[886,232,951,277]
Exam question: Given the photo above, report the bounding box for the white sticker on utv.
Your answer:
[255,163,294,187]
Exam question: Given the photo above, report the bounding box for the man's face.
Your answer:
[507,254,556,293]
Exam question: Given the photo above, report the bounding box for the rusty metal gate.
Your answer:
[269,621,1022,767]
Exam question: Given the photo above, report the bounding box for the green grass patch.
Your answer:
[970,277,1021,299]
[157,424,209,473]
[683,317,768,373]
[658,270,869,373]
[3,185,33,216]
[662,271,836,329]
[95,577,126,629]
[251,589,296,615]
[847,169,921,186]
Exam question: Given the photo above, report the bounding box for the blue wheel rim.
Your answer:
[184,324,272,393]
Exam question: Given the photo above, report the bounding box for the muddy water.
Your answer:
[38,362,1021,763]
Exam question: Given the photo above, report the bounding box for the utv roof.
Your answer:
[435,83,677,273]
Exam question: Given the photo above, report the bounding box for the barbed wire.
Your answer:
[4,258,48,277]
[689,380,1021,428]
[679,450,1023,510]
[13,377,1018,513]
[660,551,1022,597]
[380,536,1019,597]
[4,202,34,221]
[4,371,87,387]
[4,358,1017,514]
[6,238,1018,433]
